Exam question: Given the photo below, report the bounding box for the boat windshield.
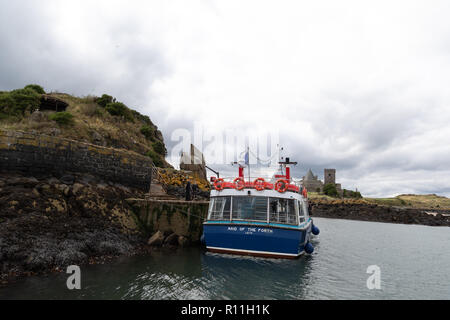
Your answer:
[207,196,299,226]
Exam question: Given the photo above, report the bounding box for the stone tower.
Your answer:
[324,169,336,186]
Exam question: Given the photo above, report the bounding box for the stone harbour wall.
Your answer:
[126,199,209,242]
[0,130,153,190]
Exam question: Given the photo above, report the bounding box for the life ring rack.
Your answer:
[214,178,225,191]
[233,177,246,190]
[275,179,289,193]
[253,178,266,191]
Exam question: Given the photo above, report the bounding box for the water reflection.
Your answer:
[1,218,450,300]
[200,252,314,299]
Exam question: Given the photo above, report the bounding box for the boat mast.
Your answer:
[247,146,250,182]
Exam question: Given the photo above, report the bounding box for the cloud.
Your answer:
[1,0,450,197]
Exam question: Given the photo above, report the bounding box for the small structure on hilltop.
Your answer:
[39,95,69,112]
[180,144,207,181]
[301,168,343,196]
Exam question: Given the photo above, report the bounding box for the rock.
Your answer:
[49,128,61,136]
[7,177,39,187]
[55,249,87,267]
[155,130,164,141]
[25,250,55,271]
[178,235,189,247]
[164,233,179,246]
[148,231,164,247]
[39,184,51,191]
[79,174,96,185]
[29,111,47,123]
[47,177,60,185]
[55,184,68,193]
[60,175,75,185]
[92,131,106,146]
[72,183,85,195]
[63,187,70,197]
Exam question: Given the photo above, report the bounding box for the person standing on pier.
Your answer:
[185,181,193,201]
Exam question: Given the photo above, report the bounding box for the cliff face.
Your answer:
[0,129,153,190]
[0,87,176,285]
[0,88,170,168]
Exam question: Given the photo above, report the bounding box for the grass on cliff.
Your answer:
[0,86,170,168]
[365,194,450,209]
[309,191,450,209]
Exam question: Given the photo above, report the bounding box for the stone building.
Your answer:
[301,169,324,193]
[301,168,343,196]
[180,144,207,180]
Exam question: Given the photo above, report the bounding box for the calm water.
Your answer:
[1,218,450,300]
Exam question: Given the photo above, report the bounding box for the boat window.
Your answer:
[232,196,268,222]
[298,200,306,223]
[208,197,231,220]
[269,198,298,225]
[302,201,309,221]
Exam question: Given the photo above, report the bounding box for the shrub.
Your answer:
[105,102,134,122]
[49,112,74,125]
[0,88,41,119]
[24,84,45,94]
[323,183,339,197]
[140,125,155,140]
[146,150,164,167]
[96,94,114,108]
[152,141,166,156]
[342,189,362,199]
[132,110,152,126]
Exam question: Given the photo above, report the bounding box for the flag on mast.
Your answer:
[244,149,249,165]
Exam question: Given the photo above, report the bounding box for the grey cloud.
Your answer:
[0,1,169,106]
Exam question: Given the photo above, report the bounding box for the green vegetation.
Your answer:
[132,110,152,126]
[96,94,114,108]
[365,194,450,209]
[323,183,338,197]
[49,112,74,126]
[97,94,144,124]
[24,84,45,94]
[146,150,164,167]
[343,189,362,199]
[0,86,42,120]
[105,102,134,122]
[152,140,166,155]
[140,125,155,140]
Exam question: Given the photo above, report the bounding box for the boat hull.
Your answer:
[203,221,312,259]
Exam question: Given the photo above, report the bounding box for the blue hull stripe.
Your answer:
[203,223,312,257]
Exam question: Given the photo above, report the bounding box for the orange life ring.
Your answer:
[253,178,266,191]
[275,179,288,193]
[214,178,225,191]
[233,177,246,190]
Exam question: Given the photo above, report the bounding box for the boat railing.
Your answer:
[209,175,306,194]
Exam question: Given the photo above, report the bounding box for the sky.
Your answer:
[1,0,450,197]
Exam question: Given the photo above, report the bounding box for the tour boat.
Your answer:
[202,157,320,259]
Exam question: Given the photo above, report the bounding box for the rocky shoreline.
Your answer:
[0,172,153,285]
[311,201,450,227]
